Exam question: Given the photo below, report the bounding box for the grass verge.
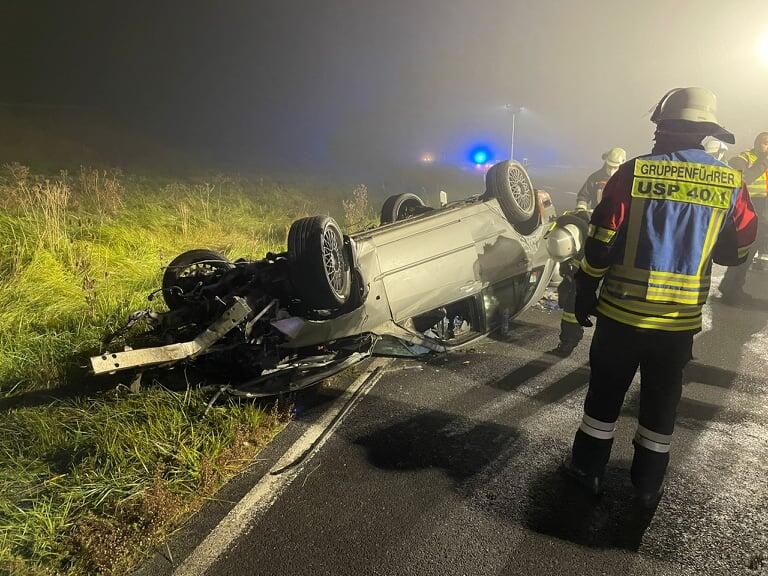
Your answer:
[0,164,374,575]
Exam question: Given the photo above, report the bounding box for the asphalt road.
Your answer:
[140,267,768,576]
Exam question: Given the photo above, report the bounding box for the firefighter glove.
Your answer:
[574,270,599,327]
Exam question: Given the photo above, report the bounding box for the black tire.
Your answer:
[288,216,351,309]
[485,160,536,223]
[162,249,233,310]
[380,193,426,225]
[338,268,368,313]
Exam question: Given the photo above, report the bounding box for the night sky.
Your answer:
[2,1,767,174]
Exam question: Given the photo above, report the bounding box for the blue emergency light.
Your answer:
[470,147,492,165]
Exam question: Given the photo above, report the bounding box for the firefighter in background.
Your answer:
[547,211,591,356]
[575,147,627,211]
[561,87,757,507]
[719,132,768,302]
[548,148,627,355]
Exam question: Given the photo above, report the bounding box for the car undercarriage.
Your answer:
[91,160,558,397]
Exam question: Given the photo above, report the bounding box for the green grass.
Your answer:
[0,164,371,575]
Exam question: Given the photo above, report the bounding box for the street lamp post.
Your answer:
[510,111,516,161]
[504,104,524,161]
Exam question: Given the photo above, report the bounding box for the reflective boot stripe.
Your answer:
[634,425,673,453]
[579,414,617,440]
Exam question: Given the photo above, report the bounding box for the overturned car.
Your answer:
[91,161,558,396]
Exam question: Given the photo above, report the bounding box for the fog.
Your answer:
[3,1,768,192]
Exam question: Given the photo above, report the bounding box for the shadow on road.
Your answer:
[355,409,524,483]
[523,464,656,551]
[489,352,566,392]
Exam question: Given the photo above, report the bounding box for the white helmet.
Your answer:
[703,137,728,161]
[650,87,735,144]
[547,224,583,262]
[602,147,627,168]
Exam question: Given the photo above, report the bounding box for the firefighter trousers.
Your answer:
[557,267,584,346]
[571,317,693,493]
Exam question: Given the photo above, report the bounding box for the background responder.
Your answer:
[547,211,591,356]
[575,147,627,210]
[561,87,757,507]
[719,132,768,301]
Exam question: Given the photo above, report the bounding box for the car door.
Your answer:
[372,205,488,322]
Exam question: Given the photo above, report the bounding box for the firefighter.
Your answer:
[575,147,627,211]
[718,132,768,301]
[548,211,591,356]
[561,87,757,507]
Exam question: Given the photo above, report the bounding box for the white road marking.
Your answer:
[173,357,391,576]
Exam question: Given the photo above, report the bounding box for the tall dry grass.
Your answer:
[343,183,377,232]
[0,163,344,575]
[0,164,320,393]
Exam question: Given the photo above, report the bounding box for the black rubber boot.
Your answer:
[633,485,664,509]
[559,458,603,496]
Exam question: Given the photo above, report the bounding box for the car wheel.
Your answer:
[162,249,234,310]
[288,216,352,309]
[485,160,536,222]
[380,193,426,225]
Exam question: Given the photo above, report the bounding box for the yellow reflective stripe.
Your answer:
[588,224,617,244]
[598,306,702,331]
[600,296,702,323]
[605,275,709,292]
[600,292,701,318]
[611,266,709,289]
[604,280,707,305]
[746,180,768,197]
[697,208,726,276]
[597,300,702,331]
[562,312,578,324]
[648,274,709,289]
[623,197,645,266]
[739,151,767,197]
[580,257,608,278]
[645,290,706,305]
[634,159,742,188]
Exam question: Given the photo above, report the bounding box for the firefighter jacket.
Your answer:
[579,148,757,332]
[732,150,768,198]
[576,167,612,210]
